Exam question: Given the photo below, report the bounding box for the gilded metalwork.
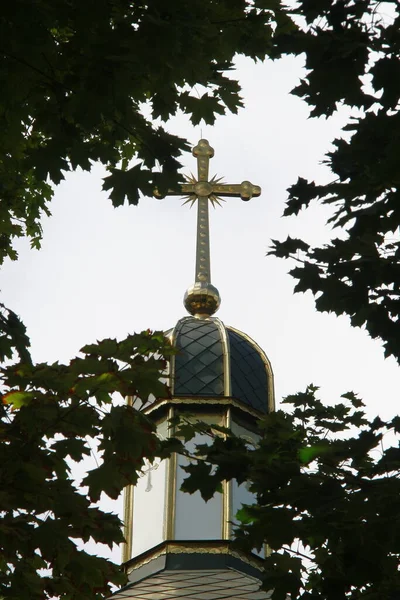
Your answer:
[215,318,231,397]
[154,139,261,317]
[122,483,134,563]
[164,406,177,540]
[222,407,232,540]
[184,281,220,316]
[122,394,135,563]
[125,539,265,576]
[167,328,177,397]
[143,396,267,421]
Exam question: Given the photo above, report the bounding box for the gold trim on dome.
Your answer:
[228,325,275,413]
[215,317,231,397]
[168,326,177,397]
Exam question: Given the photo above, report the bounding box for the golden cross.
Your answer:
[154,139,261,316]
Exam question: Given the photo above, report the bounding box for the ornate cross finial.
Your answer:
[154,139,261,317]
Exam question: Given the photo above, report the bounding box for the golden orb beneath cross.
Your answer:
[184,282,221,317]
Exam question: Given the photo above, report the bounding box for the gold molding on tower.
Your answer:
[222,406,232,539]
[142,396,266,421]
[122,484,134,563]
[124,540,266,576]
[164,406,177,540]
[122,395,135,563]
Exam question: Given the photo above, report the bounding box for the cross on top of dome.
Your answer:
[154,139,261,317]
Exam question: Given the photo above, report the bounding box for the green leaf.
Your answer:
[179,92,225,125]
[2,390,35,408]
[269,236,310,258]
[298,443,330,464]
[181,461,222,501]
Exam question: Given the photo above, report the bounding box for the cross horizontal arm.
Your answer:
[154,180,261,201]
[211,181,261,201]
[153,185,188,199]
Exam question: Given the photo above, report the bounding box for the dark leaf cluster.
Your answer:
[270,1,400,362]
[0,0,294,262]
[0,314,173,599]
[182,386,400,599]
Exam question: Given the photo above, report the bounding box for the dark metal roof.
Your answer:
[113,568,271,599]
[171,317,273,414]
[173,318,224,397]
[228,329,269,414]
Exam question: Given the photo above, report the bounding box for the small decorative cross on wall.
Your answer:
[140,459,160,493]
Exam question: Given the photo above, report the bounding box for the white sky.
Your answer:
[1,54,399,561]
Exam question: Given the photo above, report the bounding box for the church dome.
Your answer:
[169,316,274,415]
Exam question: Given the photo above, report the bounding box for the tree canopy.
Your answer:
[180,387,400,600]
[0,0,291,264]
[0,307,174,599]
[270,0,400,362]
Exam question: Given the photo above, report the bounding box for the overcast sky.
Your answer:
[2,54,399,561]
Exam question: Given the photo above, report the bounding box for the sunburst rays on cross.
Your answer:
[153,139,261,290]
[181,174,226,207]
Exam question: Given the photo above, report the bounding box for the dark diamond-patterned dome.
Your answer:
[169,316,274,414]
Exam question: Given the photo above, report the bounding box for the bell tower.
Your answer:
[115,140,274,599]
